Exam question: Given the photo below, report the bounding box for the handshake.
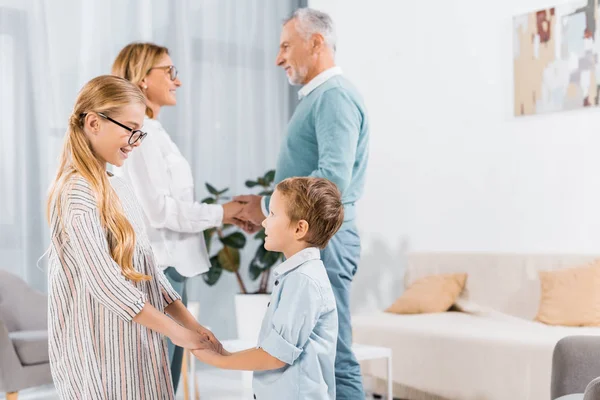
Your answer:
[221,194,266,234]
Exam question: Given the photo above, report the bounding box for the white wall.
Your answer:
[309,0,600,311]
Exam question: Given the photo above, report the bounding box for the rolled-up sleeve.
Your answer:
[63,179,146,321]
[258,275,322,365]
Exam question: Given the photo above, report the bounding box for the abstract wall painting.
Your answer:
[514,0,600,116]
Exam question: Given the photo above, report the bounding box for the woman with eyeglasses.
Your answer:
[111,42,240,392]
[46,75,218,399]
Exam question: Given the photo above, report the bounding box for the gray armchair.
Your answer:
[551,336,600,400]
[0,270,52,400]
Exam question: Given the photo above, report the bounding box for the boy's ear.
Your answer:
[295,220,309,240]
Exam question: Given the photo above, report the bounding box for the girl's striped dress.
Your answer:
[48,174,181,399]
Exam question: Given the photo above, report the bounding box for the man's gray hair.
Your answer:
[285,8,336,52]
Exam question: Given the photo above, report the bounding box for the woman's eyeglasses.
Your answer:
[148,65,178,81]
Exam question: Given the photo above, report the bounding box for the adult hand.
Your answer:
[222,201,244,225]
[171,327,213,350]
[231,217,262,234]
[196,325,224,355]
[233,195,266,226]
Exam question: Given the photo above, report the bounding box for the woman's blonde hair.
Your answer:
[47,75,150,282]
[111,42,169,119]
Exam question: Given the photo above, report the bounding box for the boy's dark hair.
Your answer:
[276,177,344,249]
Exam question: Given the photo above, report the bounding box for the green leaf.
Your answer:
[205,183,219,195]
[257,178,267,187]
[218,247,240,272]
[220,232,247,249]
[249,245,267,270]
[201,197,216,204]
[245,180,259,188]
[217,188,229,195]
[262,249,282,269]
[248,245,281,274]
[203,228,216,253]
[264,170,276,183]
[260,250,281,270]
[202,256,223,286]
[254,229,266,240]
[249,261,263,281]
[258,190,272,196]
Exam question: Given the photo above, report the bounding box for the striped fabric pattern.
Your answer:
[48,175,181,399]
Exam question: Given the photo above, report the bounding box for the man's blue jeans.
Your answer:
[321,224,365,399]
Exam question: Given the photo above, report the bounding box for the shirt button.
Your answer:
[274,280,279,286]
[254,395,257,399]
[267,302,270,307]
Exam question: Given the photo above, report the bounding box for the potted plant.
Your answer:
[201,170,283,342]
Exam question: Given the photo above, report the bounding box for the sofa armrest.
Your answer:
[0,320,22,391]
[0,270,48,332]
[552,336,600,399]
[14,287,48,331]
[584,377,600,400]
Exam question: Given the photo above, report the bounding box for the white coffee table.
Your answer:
[353,343,393,400]
[221,340,393,400]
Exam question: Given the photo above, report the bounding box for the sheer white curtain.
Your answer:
[0,0,301,336]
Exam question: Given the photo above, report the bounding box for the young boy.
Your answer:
[193,177,344,399]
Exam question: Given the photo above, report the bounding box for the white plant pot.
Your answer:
[234,293,271,390]
[234,293,271,344]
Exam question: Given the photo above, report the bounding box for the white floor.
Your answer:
[0,369,253,400]
[0,369,383,399]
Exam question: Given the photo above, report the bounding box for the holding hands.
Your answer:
[171,328,213,351]
[171,325,228,355]
[196,325,225,355]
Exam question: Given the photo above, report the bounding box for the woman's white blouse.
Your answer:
[114,117,222,277]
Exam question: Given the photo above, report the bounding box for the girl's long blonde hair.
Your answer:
[111,42,169,119]
[47,75,150,282]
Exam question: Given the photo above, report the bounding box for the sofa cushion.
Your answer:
[9,330,49,365]
[406,253,599,319]
[386,272,467,314]
[536,260,600,326]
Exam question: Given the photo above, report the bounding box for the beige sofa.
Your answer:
[352,253,600,400]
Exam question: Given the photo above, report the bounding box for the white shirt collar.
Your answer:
[298,66,343,99]
[273,247,321,277]
[143,116,162,128]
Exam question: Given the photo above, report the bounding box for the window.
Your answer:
[0,33,17,245]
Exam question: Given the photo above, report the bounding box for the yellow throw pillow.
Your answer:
[386,273,468,314]
[536,260,600,326]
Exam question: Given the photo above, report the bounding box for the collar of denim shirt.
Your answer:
[273,247,321,278]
